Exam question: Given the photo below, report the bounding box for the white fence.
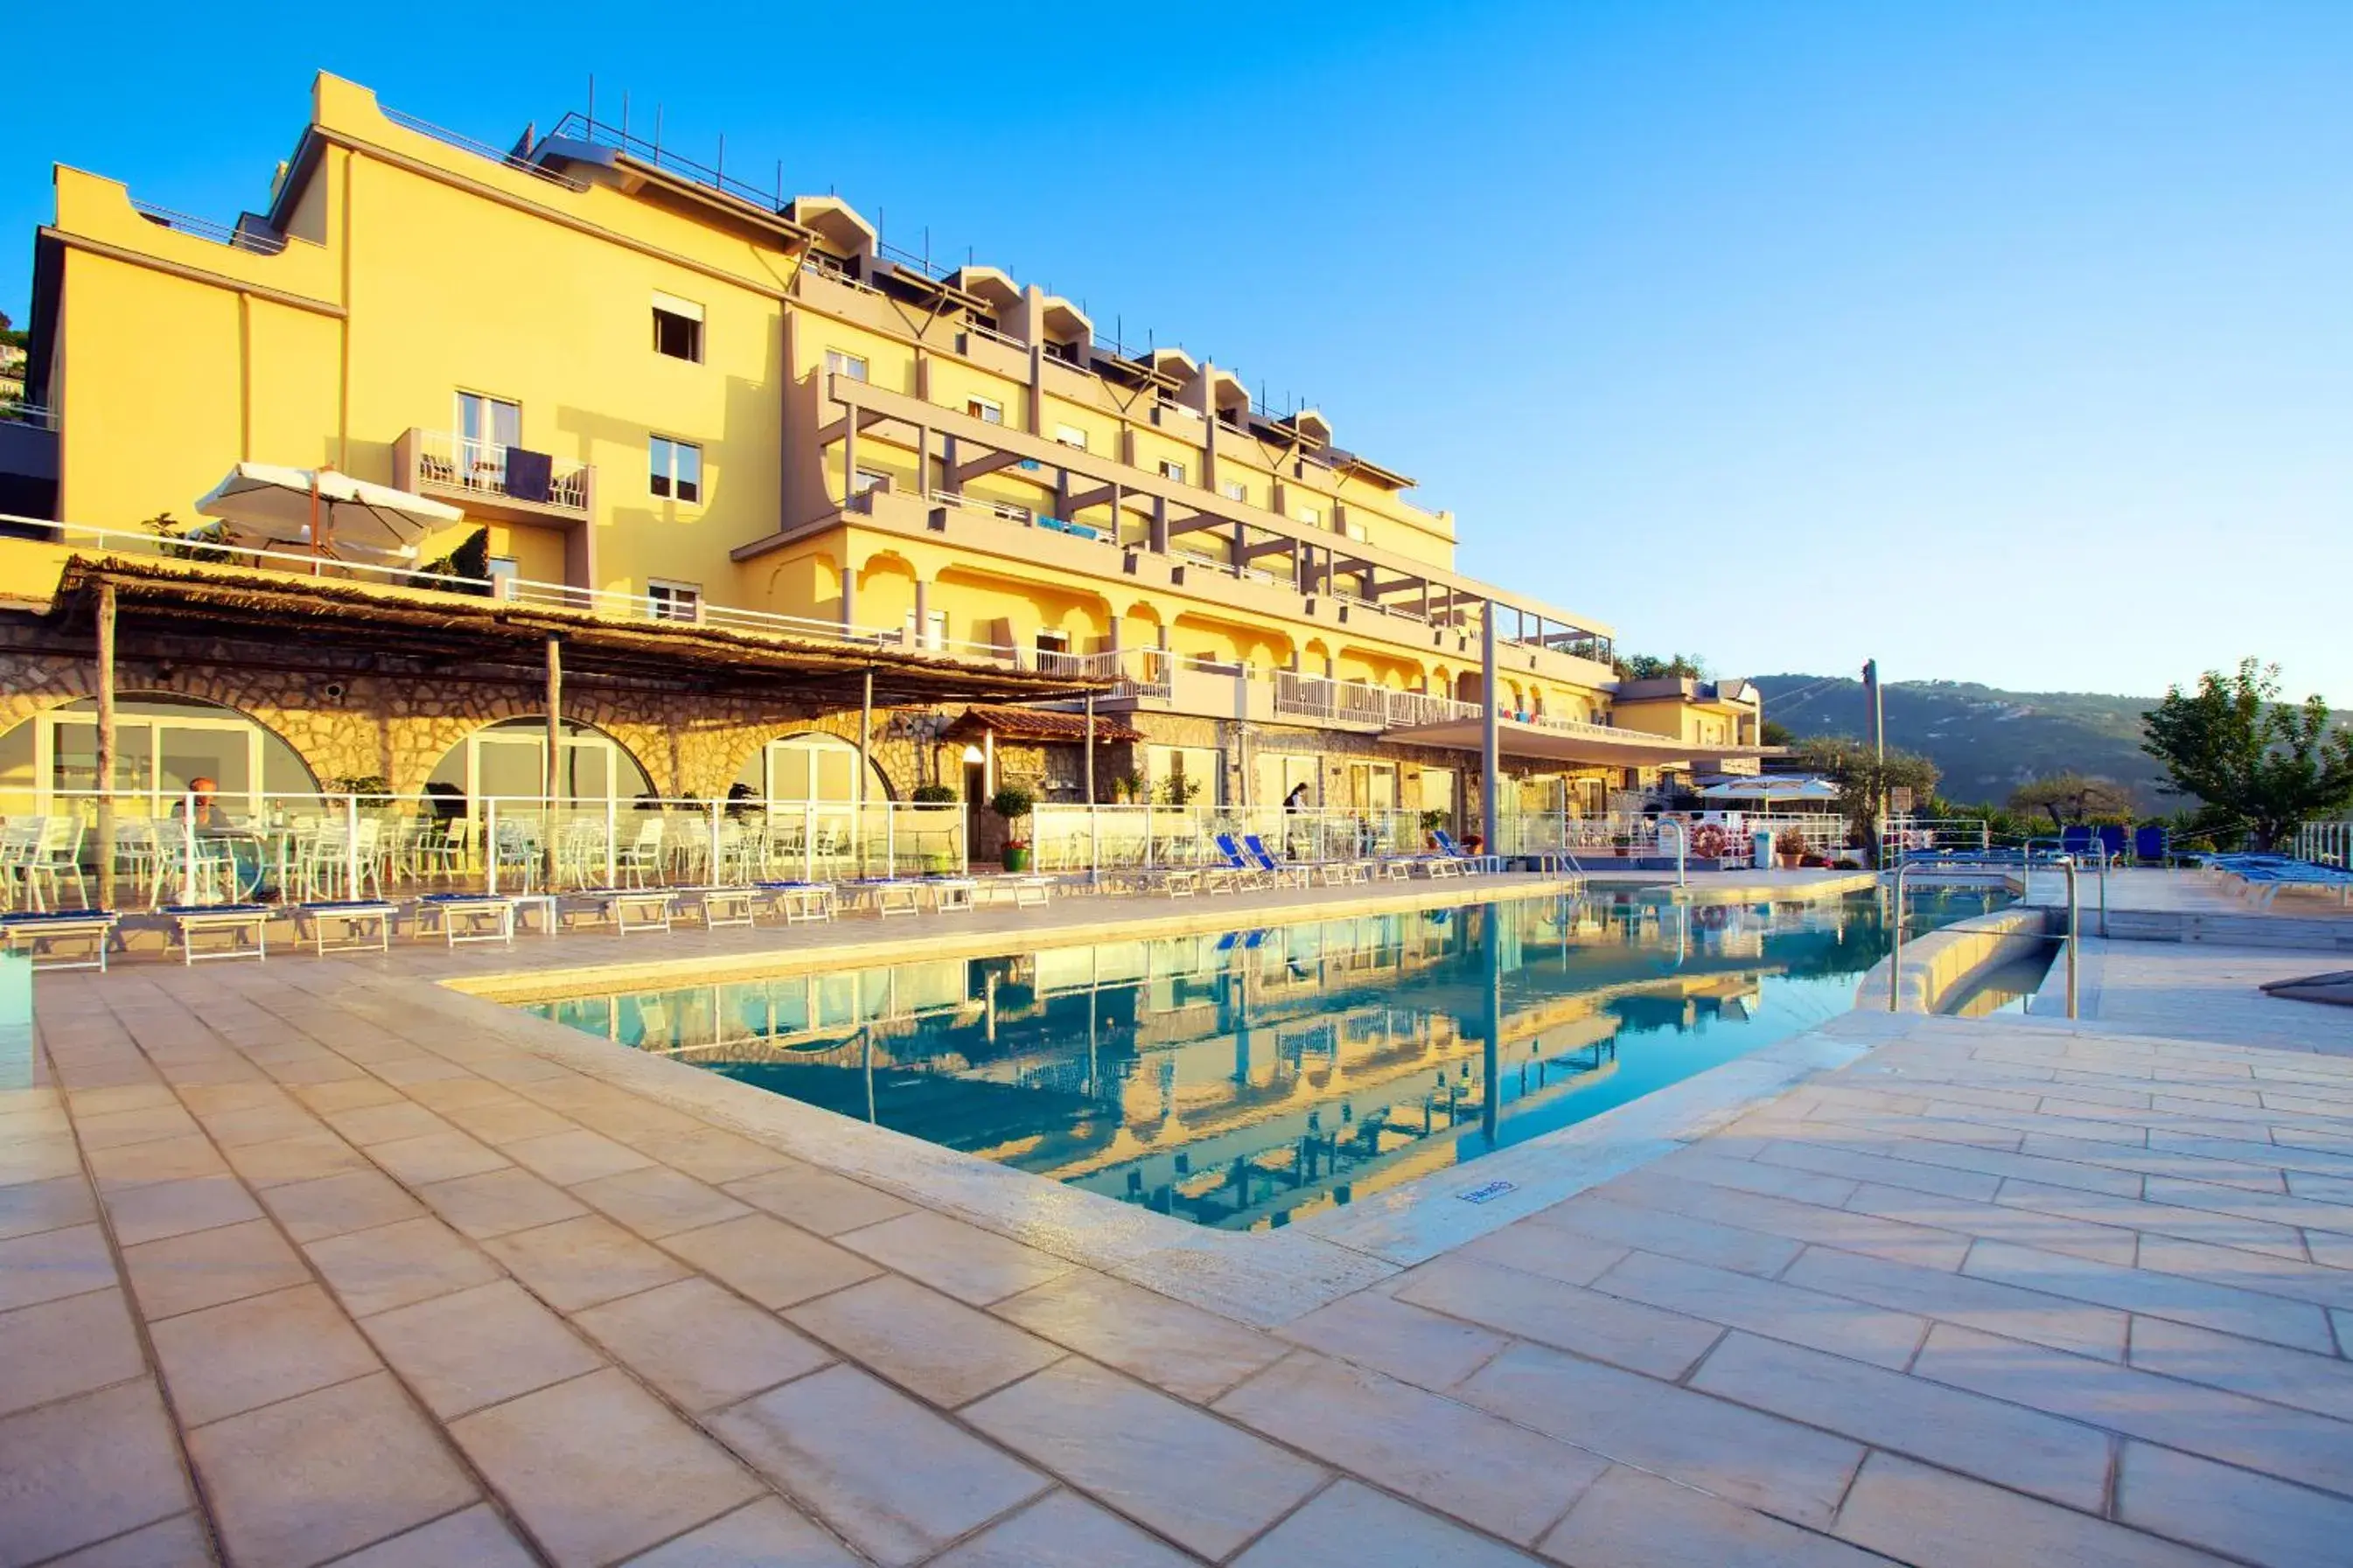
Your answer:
[1026,805,1423,875]
[2296,820,2352,868]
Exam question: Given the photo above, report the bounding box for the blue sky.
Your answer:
[8,2,2350,703]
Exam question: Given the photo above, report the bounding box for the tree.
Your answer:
[1760,719,1796,748]
[1616,652,1707,680]
[2007,773,2135,831]
[2141,659,2353,850]
[1791,736,1940,861]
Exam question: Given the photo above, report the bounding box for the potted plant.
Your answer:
[911,783,958,808]
[990,785,1036,871]
[1112,772,1145,805]
[1773,827,1807,869]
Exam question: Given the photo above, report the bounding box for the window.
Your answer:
[1147,743,1222,807]
[1053,423,1088,451]
[967,396,1004,424]
[650,436,702,503]
[1158,459,1187,484]
[1220,479,1248,503]
[487,556,520,597]
[455,391,520,458]
[647,580,701,623]
[825,349,868,382]
[1034,631,1071,655]
[652,293,703,363]
[903,609,946,651]
[1296,505,1323,527]
[852,469,889,496]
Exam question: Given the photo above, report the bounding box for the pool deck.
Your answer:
[9,868,2353,1565]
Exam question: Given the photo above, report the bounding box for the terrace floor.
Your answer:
[6,872,2353,1565]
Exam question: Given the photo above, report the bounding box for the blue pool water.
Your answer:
[521,888,2005,1230]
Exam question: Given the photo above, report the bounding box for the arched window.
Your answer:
[423,718,654,809]
[0,694,316,814]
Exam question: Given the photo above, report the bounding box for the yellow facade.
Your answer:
[12,72,1761,794]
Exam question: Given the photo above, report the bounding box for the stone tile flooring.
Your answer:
[6,923,2353,1563]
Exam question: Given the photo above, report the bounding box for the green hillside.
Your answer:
[1750,675,2173,807]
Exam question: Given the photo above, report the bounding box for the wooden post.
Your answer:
[544,635,562,891]
[95,582,118,911]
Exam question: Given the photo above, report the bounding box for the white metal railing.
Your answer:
[799,254,884,297]
[962,321,1030,352]
[2294,819,2351,869]
[0,789,967,911]
[1025,805,1424,875]
[1273,672,1481,730]
[3,402,55,430]
[1878,817,1994,862]
[929,490,1032,526]
[129,200,289,255]
[410,430,590,512]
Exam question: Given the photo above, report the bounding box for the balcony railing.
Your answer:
[408,430,590,514]
[1274,672,1481,729]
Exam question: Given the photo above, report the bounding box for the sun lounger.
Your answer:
[972,876,1054,909]
[0,909,122,972]
[295,901,397,956]
[1211,834,1269,892]
[1239,834,1310,888]
[164,904,270,964]
[753,881,836,923]
[2133,826,2169,867]
[682,887,758,928]
[1432,830,1499,874]
[413,893,518,946]
[585,889,678,933]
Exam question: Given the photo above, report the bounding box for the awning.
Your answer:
[1382,716,1770,769]
[196,463,465,561]
[945,705,1142,744]
[1694,775,1840,801]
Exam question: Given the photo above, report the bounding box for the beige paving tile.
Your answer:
[835,1209,1072,1305]
[0,1172,98,1241]
[660,1213,881,1310]
[103,1174,265,1248]
[1843,1180,2140,1265]
[501,1127,658,1187]
[2136,1230,2353,1314]
[1756,1134,2006,1202]
[788,1274,1063,1407]
[450,1367,763,1568]
[713,1363,1049,1567]
[438,1094,579,1146]
[575,1276,832,1411]
[1912,1321,2353,1497]
[483,1213,690,1312]
[44,1511,215,1566]
[2129,1314,2353,1423]
[1588,1249,1930,1369]
[1394,1255,1725,1380]
[2116,1438,2353,1568]
[321,1100,450,1146]
[723,1160,917,1235]
[621,1496,865,1567]
[361,1279,604,1419]
[1218,1350,1605,1545]
[966,1356,1324,1560]
[287,1077,408,1115]
[255,1167,426,1244]
[120,1217,308,1322]
[190,1371,477,1568]
[1962,1237,2336,1352]
[150,1282,381,1427]
[414,1164,590,1241]
[1275,1286,1510,1391]
[992,1268,1285,1403]
[73,1102,201,1152]
[1995,1175,2312,1260]
[927,1489,1196,1568]
[1456,1216,1630,1286]
[0,1380,192,1566]
[192,1100,325,1149]
[0,1130,87,1188]
[613,1124,796,1186]
[1692,1330,2111,1509]
[1834,1450,2225,1568]
[1232,1480,1540,1568]
[1652,1146,1861,1205]
[571,1163,751,1239]
[1603,1169,1972,1269]
[307,1215,506,1318]
[0,1287,147,1418]
[1459,1342,1864,1530]
[330,1502,539,1567]
[0,1222,118,1312]
[365,1128,511,1187]
[1539,1464,1882,1568]
[1780,1243,2129,1361]
[84,1133,231,1192]
[1528,1193,1805,1277]
[220,1128,373,1188]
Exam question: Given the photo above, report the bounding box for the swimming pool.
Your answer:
[521,887,2005,1230]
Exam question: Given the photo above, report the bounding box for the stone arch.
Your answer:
[0,691,320,809]
[730,729,897,803]
[421,715,657,805]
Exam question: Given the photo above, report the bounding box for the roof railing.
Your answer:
[129,201,287,255]
[381,107,587,193]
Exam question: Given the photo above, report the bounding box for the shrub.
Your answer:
[988,786,1035,821]
[911,783,958,805]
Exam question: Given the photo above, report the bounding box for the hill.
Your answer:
[1749,675,2173,807]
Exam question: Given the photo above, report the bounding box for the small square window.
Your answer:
[647,579,701,623]
[650,436,702,504]
[967,396,1004,425]
[853,468,889,495]
[1159,459,1187,484]
[1054,424,1088,450]
[1297,505,1323,527]
[825,349,869,382]
[653,306,702,363]
[1220,479,1248,503]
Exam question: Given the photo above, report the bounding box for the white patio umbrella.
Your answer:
[1693,775,1842,802]
[195,463,465,562]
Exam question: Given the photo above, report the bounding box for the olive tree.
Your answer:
[2140,659,2353,850]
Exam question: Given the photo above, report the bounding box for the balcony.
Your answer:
[394,429,593,526]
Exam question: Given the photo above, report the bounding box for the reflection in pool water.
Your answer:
[522,888,2006,1230]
